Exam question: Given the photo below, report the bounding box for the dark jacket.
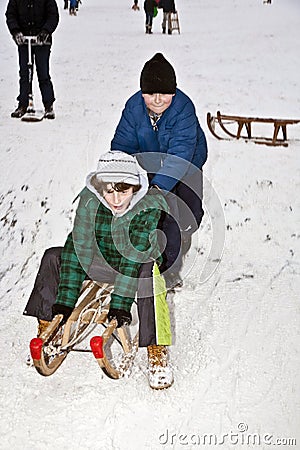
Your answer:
[111,89,207,192]
[6,0,59,41]
[144,0,156,14]
[159,0,175,13]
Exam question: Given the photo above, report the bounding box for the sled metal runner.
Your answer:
[207,111,300,146]
[29,281,139,379]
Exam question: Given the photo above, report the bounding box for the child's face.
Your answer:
[103,184,134,214]
[142,93,174,114]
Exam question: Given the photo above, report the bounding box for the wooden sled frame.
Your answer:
[170,12,180,34]
[29,281,139,379]
[207,111,300,147]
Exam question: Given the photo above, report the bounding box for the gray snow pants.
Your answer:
[23,247,159,347]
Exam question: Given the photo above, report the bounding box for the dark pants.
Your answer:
[158,170,204,273]
[23,248,159,347]
[162,12,172,32]
[17,44,55,108]
[145,12,153,28]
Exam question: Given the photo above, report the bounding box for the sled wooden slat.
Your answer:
[69,282,104,321]
[95,310,109,324]
[118,327,132,354]
[207,111,300,146]
[61,281,102,347]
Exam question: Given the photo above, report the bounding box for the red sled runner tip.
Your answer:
[90,336,104,359]
[30,338,43,360]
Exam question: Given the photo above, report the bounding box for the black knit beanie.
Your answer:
[140,53,176,94]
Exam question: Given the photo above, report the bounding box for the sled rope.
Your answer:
[61,286,111,350]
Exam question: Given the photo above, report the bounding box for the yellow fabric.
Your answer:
[153,263,172,345]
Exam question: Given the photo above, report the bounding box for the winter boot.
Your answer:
[162,27,166,34]
[37,319,51,337]
[44,104,55,119]
[147,345,174,389]
[11,105,27,118]
[168,29,172,35]
[148,26,153,34]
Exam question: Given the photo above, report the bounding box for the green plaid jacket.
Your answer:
[55,187,168,312]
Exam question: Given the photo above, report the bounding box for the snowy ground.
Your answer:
[0,0,299,449]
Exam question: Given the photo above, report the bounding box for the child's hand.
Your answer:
[52,303,73,324]
[107,308,132,328]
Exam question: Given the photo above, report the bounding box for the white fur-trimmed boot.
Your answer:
[147,345,174,389]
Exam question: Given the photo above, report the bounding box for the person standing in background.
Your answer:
[132,0,140,11]
[159,0,176,34]
[5,0,59,119]
[143,0,156,34]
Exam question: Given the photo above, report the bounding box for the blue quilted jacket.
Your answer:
[111,88,207,192]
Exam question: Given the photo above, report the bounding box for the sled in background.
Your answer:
[207,111,300,147]
[170,11,180,34]
[29,280,138,379]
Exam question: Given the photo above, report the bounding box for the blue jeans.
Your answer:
[17,43,55,107]
[145,12,153,28]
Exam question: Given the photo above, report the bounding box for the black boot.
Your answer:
[44,104,55,119]
[162,27,166,34]
[11,105,27,118]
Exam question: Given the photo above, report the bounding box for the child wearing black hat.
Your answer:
[111,53,208,290]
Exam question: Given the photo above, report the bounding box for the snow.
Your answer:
[0,0,299,448]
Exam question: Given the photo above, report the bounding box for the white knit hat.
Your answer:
[94,151,140,185]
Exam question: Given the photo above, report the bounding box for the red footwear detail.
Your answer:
[30,338,43,360]
[90,336,104,359]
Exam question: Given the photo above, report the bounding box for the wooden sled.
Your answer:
[29,280,139,379]
[207,111,300,147]
[170,12,180,34]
